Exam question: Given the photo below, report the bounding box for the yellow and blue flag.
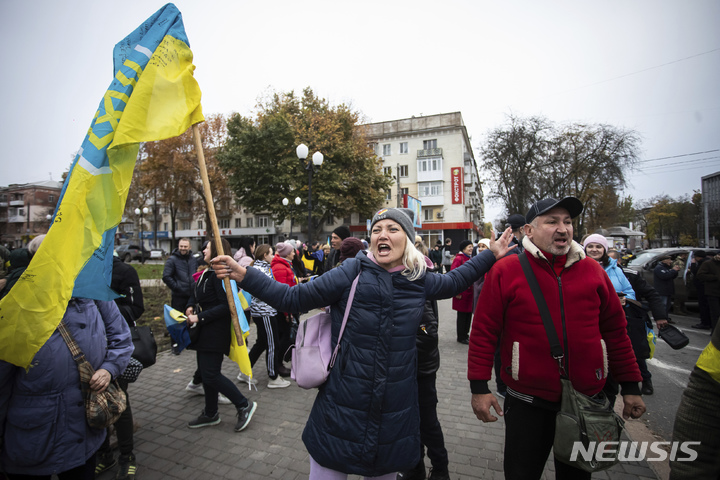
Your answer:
[224,281,253,380]
[0,3,203,368]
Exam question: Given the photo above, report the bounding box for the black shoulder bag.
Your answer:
[518,253,624,473]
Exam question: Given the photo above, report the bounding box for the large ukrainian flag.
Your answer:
[0,4,204,368]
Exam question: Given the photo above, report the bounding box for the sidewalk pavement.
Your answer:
[100,299,660,480]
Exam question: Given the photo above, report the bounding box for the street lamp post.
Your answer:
[296,144,323,243]
[134,206,149,263]
[282,196,302,239]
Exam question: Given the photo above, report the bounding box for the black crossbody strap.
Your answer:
[518,253,565,369]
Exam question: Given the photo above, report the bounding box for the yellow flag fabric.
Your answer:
[229,327,253,381]
[696,340,720,384]
[0,4,203,368]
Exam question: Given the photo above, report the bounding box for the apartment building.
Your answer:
[359,112,484,247]
[0,180,62,248]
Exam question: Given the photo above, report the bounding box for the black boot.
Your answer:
[641,379,654,395]
[397,460,426,480]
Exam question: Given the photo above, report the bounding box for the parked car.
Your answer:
[115,244,151,263]
[626,247,720,306]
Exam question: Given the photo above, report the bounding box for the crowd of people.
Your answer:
[1,198,718,480]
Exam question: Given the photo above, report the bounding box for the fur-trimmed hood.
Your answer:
[522,236,585,268]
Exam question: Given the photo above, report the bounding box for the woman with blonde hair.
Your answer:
[212,208,515,479]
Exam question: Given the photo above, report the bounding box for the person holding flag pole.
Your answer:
[0,4,214,479]
[182,123,257,432]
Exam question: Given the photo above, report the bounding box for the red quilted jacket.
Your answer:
[468,237,641,402]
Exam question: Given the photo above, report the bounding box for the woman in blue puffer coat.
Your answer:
[583,234,636,299]
[212,208,515,479]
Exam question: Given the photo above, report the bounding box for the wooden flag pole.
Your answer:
[192,124,243,345]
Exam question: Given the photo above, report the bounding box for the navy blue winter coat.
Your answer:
[240,249,496,476]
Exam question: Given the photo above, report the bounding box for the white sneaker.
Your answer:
[267,376,291,389]
[218,393,232,405]
[185,381,204,396]
[237,372,258,385]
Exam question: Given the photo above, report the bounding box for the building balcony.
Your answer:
[9,200,24,207]
[0,202,7,207]
[418,195,444,207]
[177,211,193,219]
[7,215,25,223]
[417,148,443,158]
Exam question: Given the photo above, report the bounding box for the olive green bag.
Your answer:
[519,253,625,473]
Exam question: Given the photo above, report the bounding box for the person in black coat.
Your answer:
[653,255,680,320]
[397,262,450,480]
[162,238,198,311]
[96,253,145,477]
[621,267,668,395]
[185,238,256,433]
[691,250,712,330]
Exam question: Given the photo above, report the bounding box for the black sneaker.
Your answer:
[188,410,221,429]
[116,454,137,480]
[95,452,117,475]
[235,401,257,432]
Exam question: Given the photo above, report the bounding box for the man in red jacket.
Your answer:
[468,197,646,480]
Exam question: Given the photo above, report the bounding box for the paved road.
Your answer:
[636,311,711,441]
[100,298,660,480]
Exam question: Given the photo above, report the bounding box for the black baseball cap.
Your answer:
[525,197,583,224]
[505,214,526,230]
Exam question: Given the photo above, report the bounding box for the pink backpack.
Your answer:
[291,274,360,389]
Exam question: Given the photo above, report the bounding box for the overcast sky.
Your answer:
[1,0,718,223]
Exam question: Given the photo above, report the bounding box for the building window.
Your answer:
[423,139,437,150]
[48,195,55,203]
[383,166,392,176]
[163,222,168,231]
[398,165,408,177]
[400,142,408,154]
[182,221,191,230]
[386,190,392,201]
[257,216,269,228]
[258,235,269,245]
[418,182,443,197]
[418,157,442,172]
[162,206,170,214]
[383,144,391,156]
[343,216,351,224]
[401,188,409,196]
[424,209,434,221]
[246,218,253,228]
[197,220,203,229]
[235,218,242,228]
[174,222,178,231]
[219,219,230,228]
